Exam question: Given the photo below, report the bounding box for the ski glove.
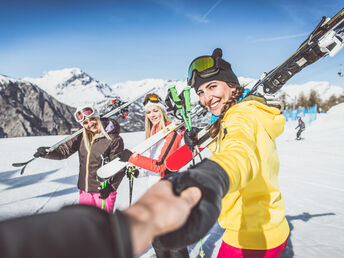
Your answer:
[34,146,50,158]
[98,182,115,199]
[184,127,201,151]
[155,158,230,250]
[118,149,133,162]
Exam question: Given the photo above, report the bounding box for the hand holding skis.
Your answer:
[118,149,133,162]
[184,127,201,151]
[34,146,50,158]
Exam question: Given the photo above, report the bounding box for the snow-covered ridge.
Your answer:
[23,68,114,108]
[3,68,344,109]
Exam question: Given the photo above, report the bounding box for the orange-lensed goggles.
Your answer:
[143,94,162,106]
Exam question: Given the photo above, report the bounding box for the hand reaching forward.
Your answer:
[123,180,201,255]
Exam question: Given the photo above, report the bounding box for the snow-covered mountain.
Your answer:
[2,68,343,134]
[23,68,114,108]
[20,68,344,109]
[0,75,79,137]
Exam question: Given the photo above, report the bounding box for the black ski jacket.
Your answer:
[0,205,133,258]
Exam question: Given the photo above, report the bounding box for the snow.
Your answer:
[0,104,344,257]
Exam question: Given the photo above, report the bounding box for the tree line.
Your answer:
[280,90,344,112]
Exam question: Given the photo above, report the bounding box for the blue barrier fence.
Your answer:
[283,105,317,124]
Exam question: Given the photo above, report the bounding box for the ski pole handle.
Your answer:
[169,85,183,108]
[183,86,192,128]
[169,85,192,130]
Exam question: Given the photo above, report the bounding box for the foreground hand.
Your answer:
[123,180,201,255]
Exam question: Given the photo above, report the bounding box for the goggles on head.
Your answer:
[143,93,162,106]
[187,56,220,88]
[74,106,95,123]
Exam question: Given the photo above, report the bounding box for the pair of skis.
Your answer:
[12,88,155,175]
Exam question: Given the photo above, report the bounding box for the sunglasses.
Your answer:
[74,106,95,123]
[187,56,221,88]
[143,94,162,106]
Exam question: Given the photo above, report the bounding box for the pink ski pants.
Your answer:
[79,190,117,213]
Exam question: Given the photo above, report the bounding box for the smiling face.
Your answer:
[146,105,162,126]
[196,80,235,116]
[82,117,99,135]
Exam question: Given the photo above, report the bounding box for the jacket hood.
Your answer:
[224,97,285,140]
[101,118,120,135]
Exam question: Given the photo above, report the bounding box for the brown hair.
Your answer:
[208,83,244,138]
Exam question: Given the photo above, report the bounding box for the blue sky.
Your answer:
[1,0,343,87]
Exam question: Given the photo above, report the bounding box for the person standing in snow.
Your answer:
[295,116,305,140]
[34,105,125,213]
[155,48,289,257]
[117,93,189,258]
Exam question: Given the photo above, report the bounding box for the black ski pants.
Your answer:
[152,237,189,258]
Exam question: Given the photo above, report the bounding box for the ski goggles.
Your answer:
[187,56,220,88]
[74,106,96,123]
[143,93,163,106]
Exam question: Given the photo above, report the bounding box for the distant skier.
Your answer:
[34,105,125,213]
[295,116,305,140]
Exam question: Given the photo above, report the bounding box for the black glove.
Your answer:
[118,149,133,162]
[155,158,229,250]
[34,146,50,158]
[98,182,115,200]
[184,127,201,151]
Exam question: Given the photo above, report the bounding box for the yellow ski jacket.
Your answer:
[208,98,289,250]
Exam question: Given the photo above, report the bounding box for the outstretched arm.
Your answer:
[0,180,201,258]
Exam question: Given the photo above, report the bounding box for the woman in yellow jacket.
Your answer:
[156,48,289,258]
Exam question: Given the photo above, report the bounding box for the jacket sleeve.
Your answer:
[0,205,133,258]
[108,135,125,190]
[128,131,183,176]
[109,135,124,161]
[209,112,260,193]
[44,134,82,160]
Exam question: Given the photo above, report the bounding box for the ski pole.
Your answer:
[127,166,137,206]
[101,181,107,210]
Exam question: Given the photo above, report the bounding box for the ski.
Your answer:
[96,105,207,180]
[164,8,344,172]
[12,88,155,175]
[250,8,344,95]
